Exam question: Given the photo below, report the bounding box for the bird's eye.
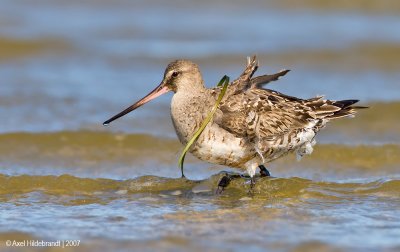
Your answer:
[171,71,179,78]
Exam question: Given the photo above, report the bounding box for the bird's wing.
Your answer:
[214,87,346,142]
[213,55,299,139]
[250,69,290,88]
[226,55,290,95]
[215,89,308,138]
[213,55,349,141]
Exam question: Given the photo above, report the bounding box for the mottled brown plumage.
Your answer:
[104,56,365,179]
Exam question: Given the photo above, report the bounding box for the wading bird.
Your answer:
[104,56,364,191]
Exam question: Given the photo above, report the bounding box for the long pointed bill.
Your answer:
[103,83,170,126]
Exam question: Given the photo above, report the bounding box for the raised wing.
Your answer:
[226,55,290,95]
[226,55,259,95]
[250,69,290,88]
[213,56,298,139]
[213,56,358,144]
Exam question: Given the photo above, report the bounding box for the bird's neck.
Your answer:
[170,88,213,145]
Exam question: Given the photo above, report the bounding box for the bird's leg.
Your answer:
[244,159,259,193]
[216,172,241,194]
[216,163,269,194]
[244,176,256,196]
[216,173,231,194]
[250,176,256,188]
[258,165,271,177]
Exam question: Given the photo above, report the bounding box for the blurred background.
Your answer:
[0,1,399,251]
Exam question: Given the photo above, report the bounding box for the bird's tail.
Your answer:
[326,99,368,119]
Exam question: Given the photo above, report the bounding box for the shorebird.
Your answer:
[104,56,364,189]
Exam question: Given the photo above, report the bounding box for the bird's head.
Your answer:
[103,60,204,125]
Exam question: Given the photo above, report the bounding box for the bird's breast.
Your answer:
[170,91,255,168]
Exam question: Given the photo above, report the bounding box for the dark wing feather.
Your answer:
[250,69,290,88]
[227,55,290,94]
[227,55,259,95]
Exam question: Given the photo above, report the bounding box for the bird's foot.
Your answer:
[216,173,231,194]
[259,165,271,177]
[216,167,270,194]
[216,172,242,194]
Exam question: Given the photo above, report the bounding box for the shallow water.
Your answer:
[1,0,400,251]
[1,133,399,251]
[1,174,400,251]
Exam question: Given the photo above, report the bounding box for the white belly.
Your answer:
[189,124,255,167]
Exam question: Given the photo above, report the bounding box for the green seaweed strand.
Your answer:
[178,75,230,178]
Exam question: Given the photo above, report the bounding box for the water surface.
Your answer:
[0,1,399,251]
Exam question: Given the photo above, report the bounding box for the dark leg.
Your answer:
[216,172,242,194]
[250,176,256,188]
[258,165,271,177]
[216,174,231,194]
[245,166,270,195]
[216,166,270,194]
[244,176,256,196]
